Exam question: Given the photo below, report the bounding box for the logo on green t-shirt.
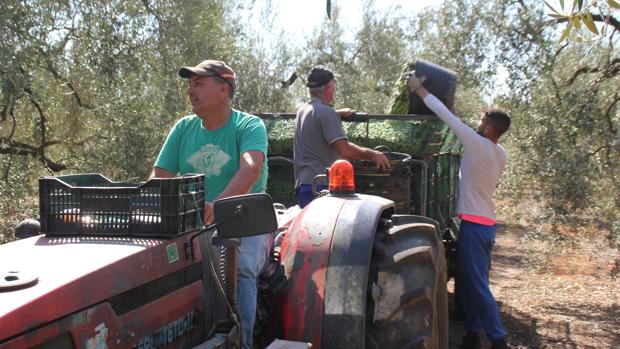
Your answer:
[187,143,232,177]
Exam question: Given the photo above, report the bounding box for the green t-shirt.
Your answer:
[155,109,268,201]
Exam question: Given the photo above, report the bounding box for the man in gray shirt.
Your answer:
[293,65,390,207]
[407,74,511,349]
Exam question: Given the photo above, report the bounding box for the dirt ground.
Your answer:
[447,221,620,348]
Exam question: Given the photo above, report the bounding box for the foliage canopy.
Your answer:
[1,0,618,243]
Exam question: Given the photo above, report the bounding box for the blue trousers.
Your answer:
[237,234,272,349]
[457,220,507,341]
[296,184,328,208]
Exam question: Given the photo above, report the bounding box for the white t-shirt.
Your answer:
[423,94,507,221]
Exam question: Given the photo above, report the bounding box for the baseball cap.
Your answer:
[306,65,338,88]
[178,60,236,91]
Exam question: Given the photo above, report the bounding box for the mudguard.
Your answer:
[275,193,394,349]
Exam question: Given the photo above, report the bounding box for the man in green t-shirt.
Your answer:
[151,60,269,349]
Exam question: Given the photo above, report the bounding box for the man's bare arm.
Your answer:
[336,108,357,118]
[216,150,265,199]
[331,139,390,169]
[150,167,175,178]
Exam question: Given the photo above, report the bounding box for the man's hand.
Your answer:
[336,108,357,118]
[271,230,286,263]
[406,72,427,92]
[372,151,391,170]
[204,202,214,225]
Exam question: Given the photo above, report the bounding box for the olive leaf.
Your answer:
[560,22,572,42]
[583,10,599,35]
[608,0,620,9]
[326,0,331,19]
[545,1,560,14]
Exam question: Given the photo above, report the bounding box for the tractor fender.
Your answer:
[275,194,394,349]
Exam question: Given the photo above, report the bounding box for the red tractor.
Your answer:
[0,160,449,349]
[265,160,449,349]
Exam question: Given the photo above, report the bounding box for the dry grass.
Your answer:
[448,219,620,348]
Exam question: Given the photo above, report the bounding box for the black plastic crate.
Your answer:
[39,174,205,238]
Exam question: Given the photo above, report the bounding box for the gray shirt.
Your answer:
[423,94,507,221]
[293,98,347,187]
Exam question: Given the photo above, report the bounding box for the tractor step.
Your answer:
[266,339,313,348]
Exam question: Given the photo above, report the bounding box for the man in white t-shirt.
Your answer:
[408,74,511,349]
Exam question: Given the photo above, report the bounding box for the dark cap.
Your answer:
[179,60,236,91]
[306,65,338,88]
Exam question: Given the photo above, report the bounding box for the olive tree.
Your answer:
[0,0,297,241]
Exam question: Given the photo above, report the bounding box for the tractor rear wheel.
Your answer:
[365,215,448,349]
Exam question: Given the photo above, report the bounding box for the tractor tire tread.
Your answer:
[365,214,448,349]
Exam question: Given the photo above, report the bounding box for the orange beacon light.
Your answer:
[329,160,355,196]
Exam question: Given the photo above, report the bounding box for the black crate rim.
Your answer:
[39,173,205,239]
